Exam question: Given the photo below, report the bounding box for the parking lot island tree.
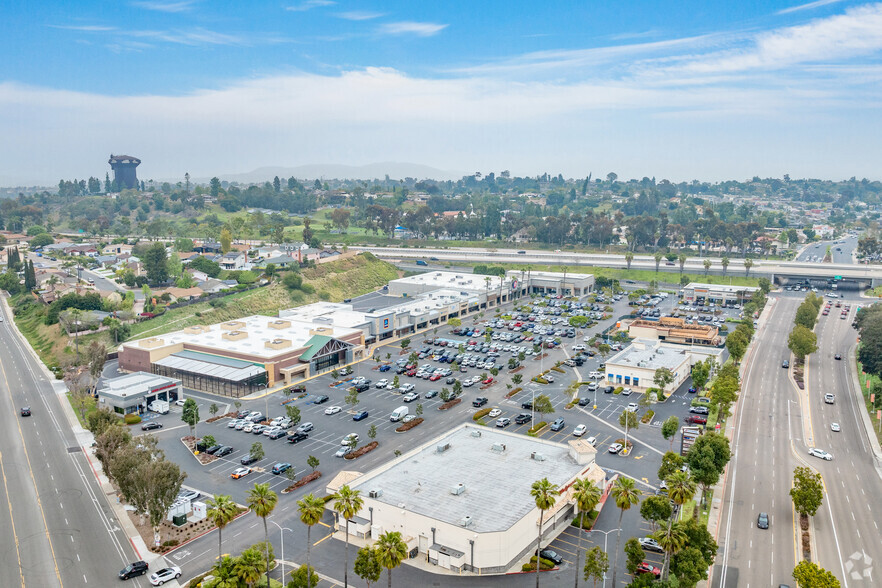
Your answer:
[572,478,602,588]
[368,424,378,441]
[145,459,186,548]
[297,493,326,588]
[307,455,320,473]
[374,530,408,588]
[345,387,360,409]
[661,416,679,451]
[619,409,639,453]
[209,403,219,418]
[624,537,645,577]
[533,394,555,424]
[181,398,199,439]
[354,546,382,588]
[201,434,217,449]
[530,477,559,587]
[583,546,608,588]
[247,482,279,588]
[206,494,239,561]
[332,484,364,588]
[249,441,265,462]
[286,405,302,427]
[610,477,642,588]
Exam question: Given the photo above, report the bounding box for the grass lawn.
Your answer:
[68,393,98,428]
[855,349,882,445]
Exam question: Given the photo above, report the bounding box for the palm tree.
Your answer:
[665,471,696,518]
[234,547,265,587]
[744,258,753,276]
[374,530,408,588]
[206,494,239,561]
[298,493,326,588]
[610,477,642,588]
[654,252,663,273]
[561,265,569,298]
[721,256,729,275]
[333,484,365,587]
[625,252,634,270]
[653,519,688,580]
[572,479,602,588]
[211,556,239,588]
[678,253,687,276]
[703,258,711,276]
[530,477,559,587]
[247,483,278,588]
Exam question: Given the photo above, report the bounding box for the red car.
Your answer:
[429,374,442,381]
[686,415,707,425]
[406,369,417,377]
[482,377,494,385]
[636,562,661,578]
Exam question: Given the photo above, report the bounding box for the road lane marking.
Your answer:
[0,451,26,587]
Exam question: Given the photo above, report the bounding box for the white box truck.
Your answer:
[389,406,408,422]
[148,400,170,414]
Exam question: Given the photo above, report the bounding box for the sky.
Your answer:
[1,0,882,186]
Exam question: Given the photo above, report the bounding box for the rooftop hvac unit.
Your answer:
[369,489,383,499]
[531,452,546,462]
[460,515,473,527]
[436,442,451,453]
[451,483,465,496]
[491,442,506,452]
[470,430,482,438]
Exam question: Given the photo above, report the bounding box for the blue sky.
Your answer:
[1,0,881,185]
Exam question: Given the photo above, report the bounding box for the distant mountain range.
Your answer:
[201,162,463,184]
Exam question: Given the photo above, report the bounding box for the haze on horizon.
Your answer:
[1,0,881,186]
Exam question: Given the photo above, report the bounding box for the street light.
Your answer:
[269,520,292,583]
[259,383,268,418]
[585,528,619,588]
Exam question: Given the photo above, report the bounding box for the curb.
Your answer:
[847,342,882,477]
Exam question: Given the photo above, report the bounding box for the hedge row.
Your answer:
[473,408,492,421]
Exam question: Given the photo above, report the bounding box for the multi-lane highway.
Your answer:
[715,291,880,587]
[797,235,858,265]
[0,299,144,587]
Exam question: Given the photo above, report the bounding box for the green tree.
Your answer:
[703,258,711,275]
[307,455,320,472]
[209,555,238,588]
[788,324,818,361]
[530,477,558,586]
[653,367,674,392]
[661,416,679,451]
[744,258,753,276]
[619,409,639,452]
[374,530,408,588]
[794,301,818,330]
[721,257,729,274]
[533,394,555,420]
[665,470,696,516]
[249,441,265,462]
[624,537,645,576]
[181,398,199,438]
[297,493,325,588]
[790,466,824,518]
[610,477,642,588]
[142,242,169,284]
[206,495,239,561]
[332,485,364,588]
[234,547,266,587]
[345,387,360,409]
[654,252,663,273]
[582,546,608,588]
[670,518,717,585]
[288,564,319,588]
[247,483,279,588]
[143,459,187,547]
[353,546,382,588]
[726,330,748,364]
[653,519,688,580]
[625,251,634,270]
[686,432,731,503]
[690,361,710,392]
[285,404,302,426]
[220,228,233,254]
[209,403,219,418]
[202,434,217,448]
[572,478,602,588]
[640,494,673,531]
[210,177,221,198]
[792,560,841,588]
[368,424,378,441]
[658,451,685,482]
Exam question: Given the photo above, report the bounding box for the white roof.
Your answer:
[392,271,507,293]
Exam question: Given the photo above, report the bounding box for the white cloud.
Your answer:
[777,0,844,15]
[48,24,117,32]
[337,10,385,21]
[131,0,199,12]
[378,21,448,37]
[129,27,246,46]
[286,0,335,12]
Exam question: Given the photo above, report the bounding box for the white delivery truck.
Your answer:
[148,400,170,414]
[389,406,409,422]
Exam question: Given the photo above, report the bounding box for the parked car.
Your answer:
[537,549,563,565]
[473,397,488,407]
[425,389,439,399]
[685,415,707,425]
[204,445,222,455]
[148,565,181,586]
[267,429,286,440]
[240,455,259,466]
[496,417,511,428]
[313,395,330,405]
[230,467,251,480]
[216,446,234,457]
[324,405,343,415]
[639,537,664,553]
[689,406,709,414]
[141,421,162,431]
[335,446,352,458]
[402,392,419,403]
[272,462,293,475]
[636,562,661,578]
[288,432,309,444]
[296,422,314,433]
[608,443,624,454]
[488,408,501,417]
[573,424,587,437]
[119,561,149,580]
[550,418,565,432]
[515,413,532,425]
[353,411,369,421]
[341,433,359,445]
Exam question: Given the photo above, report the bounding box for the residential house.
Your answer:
[103,243,133,256]
[193,241,222,255]
[95,255,119,267]
[198,278,238,294]
[257,242,308,259]
[508,227,535,243]
[219,251,246,271]
[294,248,323,263]
[262,254,299,269]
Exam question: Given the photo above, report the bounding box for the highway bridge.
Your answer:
[352,246,882,290]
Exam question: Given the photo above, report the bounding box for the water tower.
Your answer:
[108,154,141,190]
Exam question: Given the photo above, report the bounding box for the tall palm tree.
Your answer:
[332,484,365,587]
[653,519,688,580]
[744,258,753,276]
[530,477,559,587]
[678,253,687,276]
[234,547,265,588]
[610,477,642,588]
[721,257,730,275]
[703,258,711,276]
[654,252,663,273]
[298,493,326,588]
[572,479,602,588]
[625,252,634,270]
[665,470,696,519]
[210,556,239,588]
[206,494,239,561]
[374,530,408,588]
[247,483,278,588]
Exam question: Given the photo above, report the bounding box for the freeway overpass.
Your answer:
[352,246,882,289]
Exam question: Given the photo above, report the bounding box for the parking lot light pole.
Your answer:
[259,383,268,419]
[269,520,292,582]
[586,528,619,588]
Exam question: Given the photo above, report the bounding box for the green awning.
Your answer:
[299,335,335,361]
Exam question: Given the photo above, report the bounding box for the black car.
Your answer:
[241,455,259,465]
[425,389,439,399]
[288,432,309,444]
[215,446,234,457]
[757,512,770,529]
[603,386,615,394]
[473,397,488,408]
[354,383,370,392]
[515,413,532,425]
[538,549,563,565]
[521,400,533,410]
[204,445,222,455]
[578,397,591,406]
[313,395,330,404]
[141,421,162,431]
[782,359,789,368]
[119,560,148,580]
[20,406,31,417]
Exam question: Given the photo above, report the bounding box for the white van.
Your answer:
[390,406,409,422]
[148,400,169,414]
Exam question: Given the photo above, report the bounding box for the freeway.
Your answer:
[797,235,858,265]
[805,299,881,586]
[0,299,144,587]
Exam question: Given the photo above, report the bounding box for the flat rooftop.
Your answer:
[391,271,506,293]
[685,282,759,293]
[607,339,689,371]
[99,371,179,398]
[351,424,584,533]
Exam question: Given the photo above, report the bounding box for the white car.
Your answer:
[262,426,282,437]
[174,399,186,406]
[831,422,841,432]
[402,392,420,403]
[335,446,352,458]
[324,406,343,415]
[608,443,624,454]
[824,393,835,404]
[583,336,592,342]
[573,344,586,352]
[376,379,388,388]
[488,408,502,418]
[149,566,182,586]
[585,436,597,447]
[573,424,587,437]
[625,403,639,413]
[463,379,475,387]
[588,371,602,379]
[808,448,833,461]
[227,419,243,428]
[242,422,255,433]
[621,387,633,396]
[341,433,360,445]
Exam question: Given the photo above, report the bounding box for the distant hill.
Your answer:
[206,162,462,184]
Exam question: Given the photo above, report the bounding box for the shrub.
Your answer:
[285,471,322,493]
[439,398,462,410]
[613,387,624,395]
[533,377,549,384]
[472,408,492,421]
[641,409,655,424]
[528,422,547,435]
[657,390,666,401]
[124,413,142,425]
[345,441,379,460]
[395,418,424,432]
